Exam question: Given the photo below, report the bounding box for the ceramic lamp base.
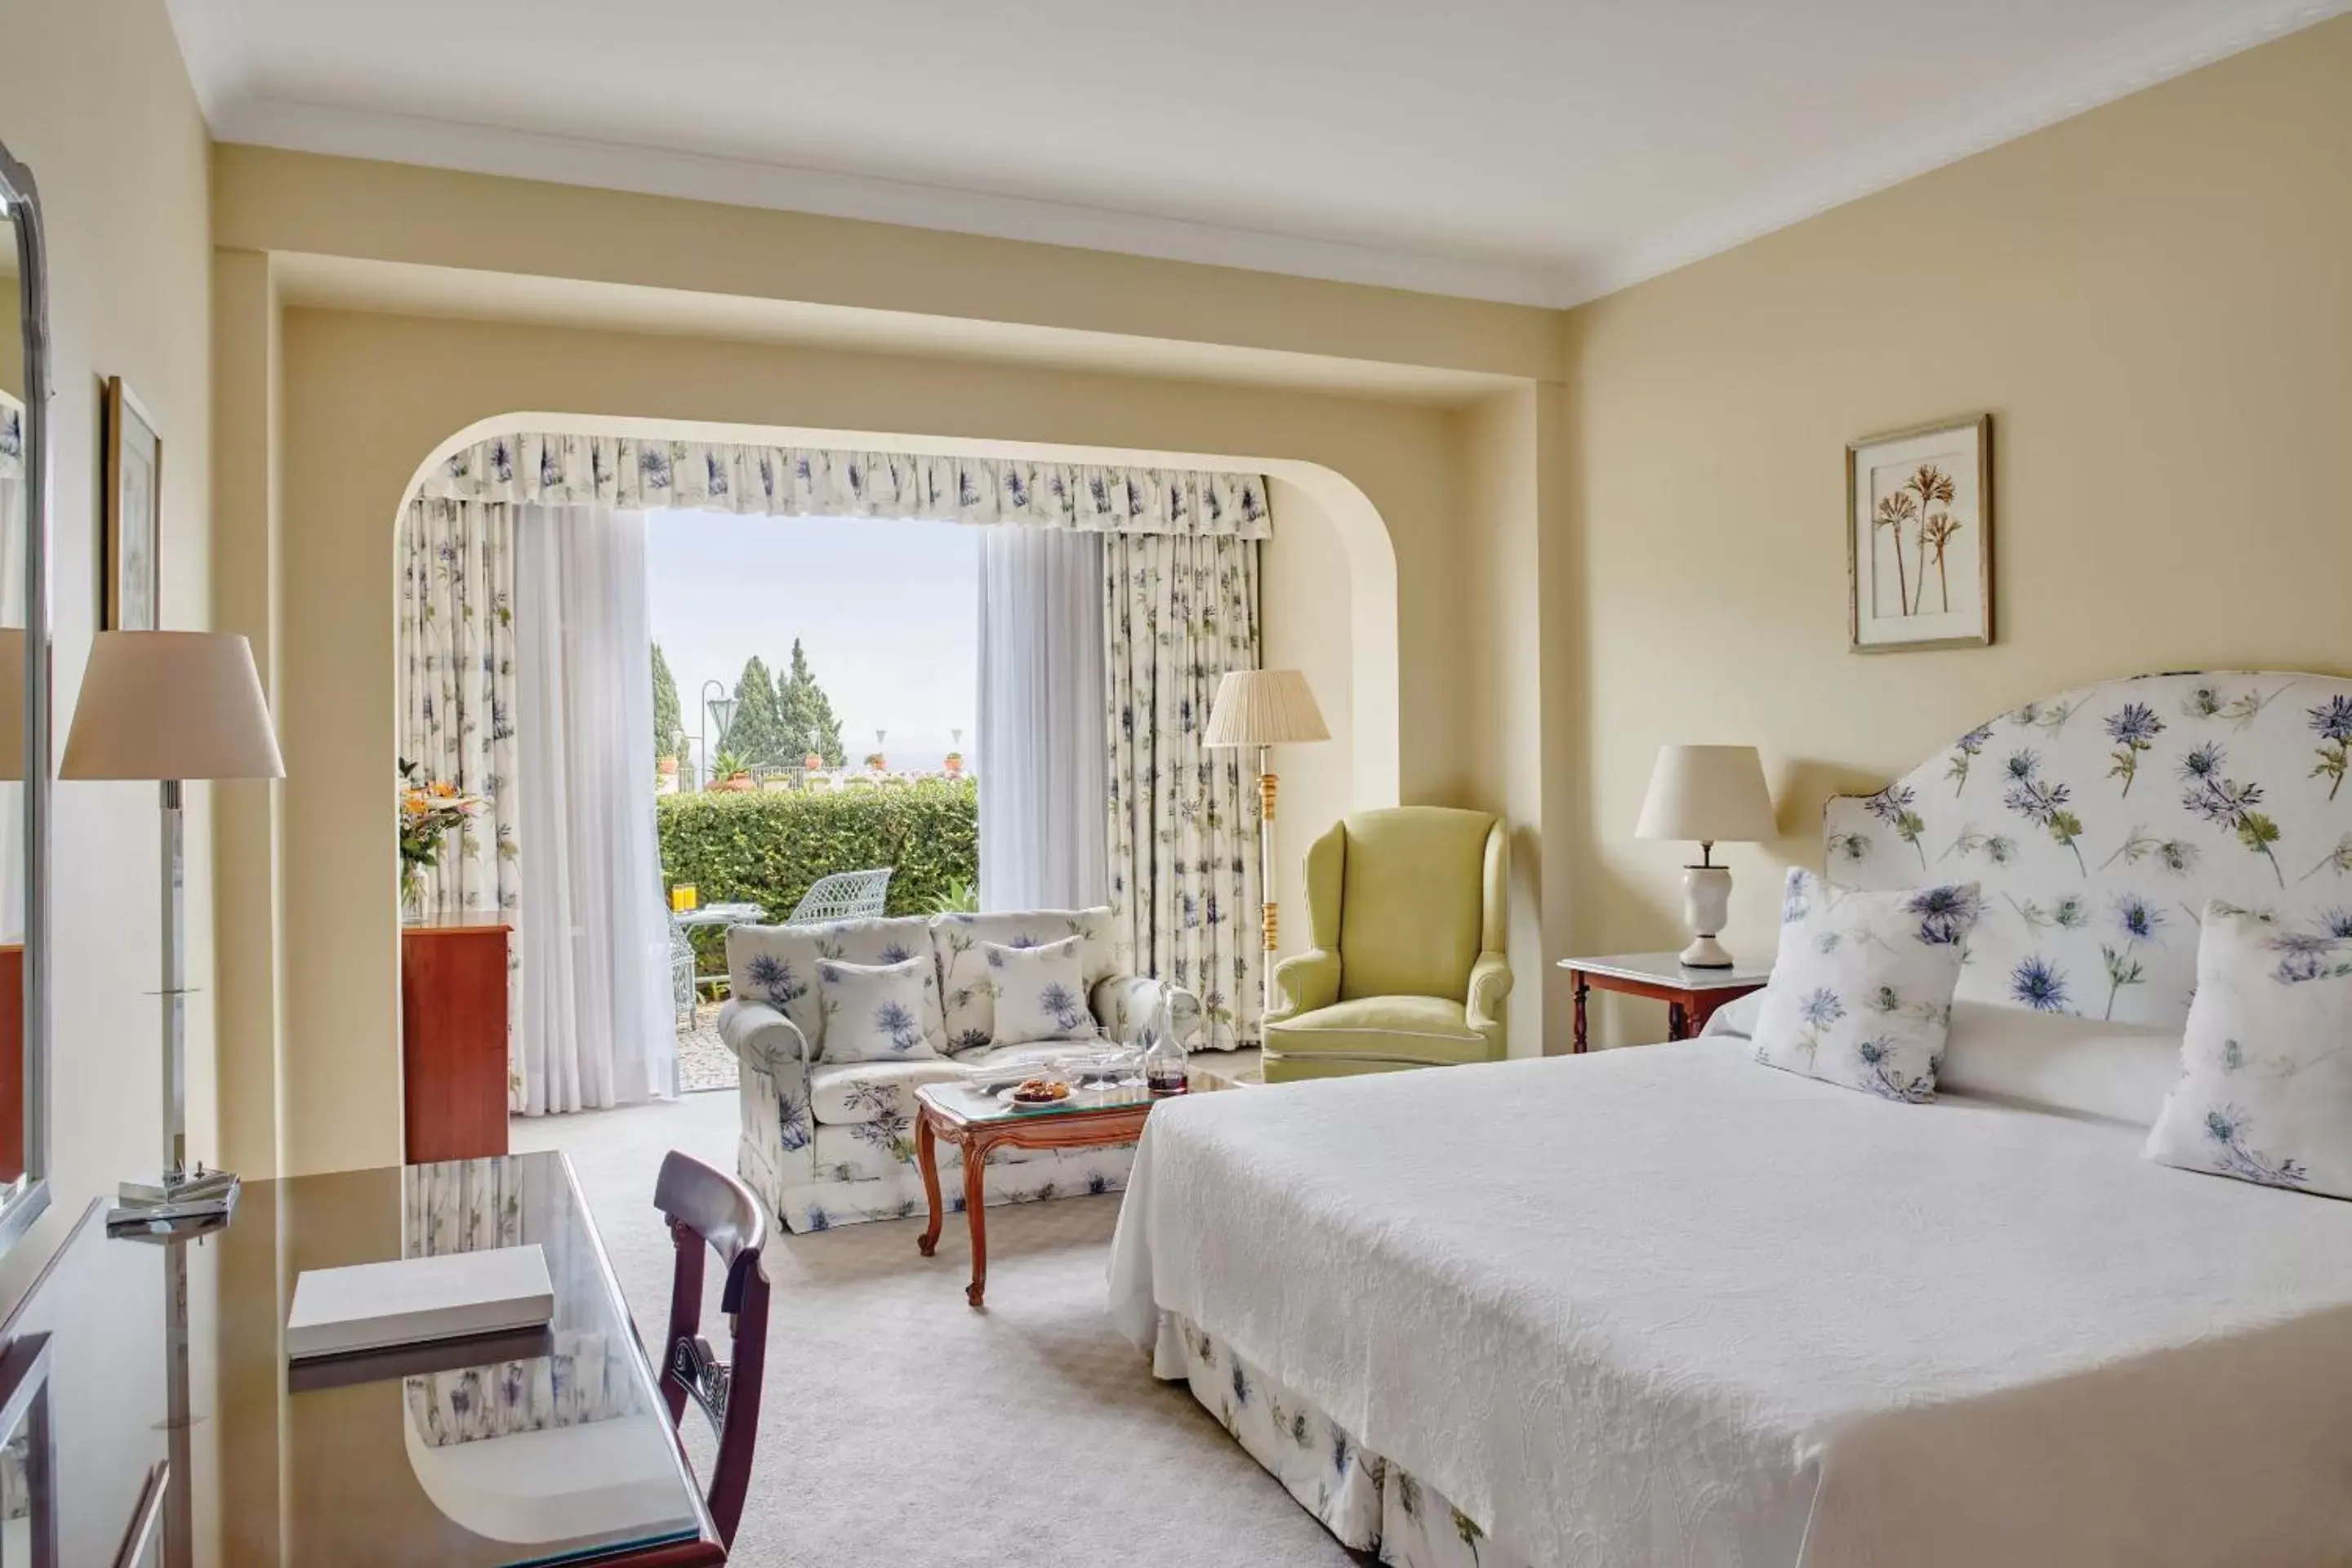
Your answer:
[1680,864,1735,969]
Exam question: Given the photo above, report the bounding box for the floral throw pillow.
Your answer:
[2144,904,2352,1198]
[813,956,945,1064]
[1749,868,1981,1102]
[983,936,1098,1047]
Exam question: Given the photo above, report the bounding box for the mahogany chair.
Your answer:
[654,1150,771,1548]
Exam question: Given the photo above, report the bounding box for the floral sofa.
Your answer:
[721,906,1202,1232]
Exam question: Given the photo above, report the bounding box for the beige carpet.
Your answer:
[512,1092,1357,1567]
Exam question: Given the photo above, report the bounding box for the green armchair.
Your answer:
[1261,806,1511,1082]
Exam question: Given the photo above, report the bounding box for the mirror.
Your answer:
[0,139,51,1258]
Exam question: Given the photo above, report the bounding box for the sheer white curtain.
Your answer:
[977,526,1107,911]
[513,502,674,1112]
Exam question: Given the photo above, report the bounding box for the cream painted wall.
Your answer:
[214,145,1560,384]
[273,308,1457,1172]
[1260,475,1354,973]
[1557,17,2352,1045]
[0,0,218,1301]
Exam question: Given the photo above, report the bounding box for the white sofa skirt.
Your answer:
[1154,1310,1525,1568]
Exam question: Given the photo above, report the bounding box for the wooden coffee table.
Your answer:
[915,1075,1209,1307]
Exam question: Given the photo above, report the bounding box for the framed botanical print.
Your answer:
[1846,413,1991,653]
[102,376,160,631]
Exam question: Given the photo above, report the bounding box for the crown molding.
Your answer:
[193,0,2346,312]
[206,95,1573,310]
[1561,0,2351,305]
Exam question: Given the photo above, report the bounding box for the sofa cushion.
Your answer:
[809,1058,966,1125]
[727,915,941,1060]
[1263,994,1491,1066]
[1334,808,1494,1004]
[933,908,1114,1053]
[983,937,1099,1046]
[814,956,947,1063]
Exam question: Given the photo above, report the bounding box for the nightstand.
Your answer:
[1557,951,1771,1053]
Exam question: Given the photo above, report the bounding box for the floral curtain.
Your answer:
[397,497,519,920]
[420,432,1272,539]
[1103,532,1263,1047]
[401,1158,643,1446]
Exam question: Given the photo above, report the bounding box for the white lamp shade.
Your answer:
[1204,670,1330,749]
[1634,744,1775,844]
[62,631,284,782]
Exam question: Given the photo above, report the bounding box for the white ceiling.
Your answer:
[169,0,2342,308]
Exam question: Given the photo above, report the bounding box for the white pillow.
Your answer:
[2145,905,2352,1197]
[1936,1002,2182,1126]
[1750,868,1980,1102]
[814,956,945,1064]
[982,936,1097,1046]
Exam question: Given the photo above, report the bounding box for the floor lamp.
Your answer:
[63,632,284,1230]
[1204,670,1330,1032]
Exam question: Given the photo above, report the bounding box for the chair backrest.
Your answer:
[788,867,893,924]
[653,1151,770,1548]
[1326,806,1499,1003]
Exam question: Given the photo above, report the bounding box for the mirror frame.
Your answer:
[0,137,53,1259]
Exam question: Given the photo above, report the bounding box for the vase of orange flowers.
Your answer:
[399,758,487,920]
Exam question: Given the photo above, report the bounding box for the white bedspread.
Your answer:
[1107,1042,2352,1568]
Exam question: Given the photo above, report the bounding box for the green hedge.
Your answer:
[657,777,978,969]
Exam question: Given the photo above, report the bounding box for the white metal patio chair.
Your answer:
[787,868,893,924]
[666,905,698,1031]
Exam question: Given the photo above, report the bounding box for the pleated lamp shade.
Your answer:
[1204,670,1330,749]
[0,629,20,782]
[62,631,284,782]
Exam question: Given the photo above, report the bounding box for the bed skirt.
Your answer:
[1153,1310,1531,1568]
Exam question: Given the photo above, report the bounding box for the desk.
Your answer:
[0,1152,723,1566]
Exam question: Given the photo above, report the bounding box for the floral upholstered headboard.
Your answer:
[1822,671,2352,1028]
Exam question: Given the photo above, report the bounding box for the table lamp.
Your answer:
[63,631,283,1229]
[1635,744,1775,969]
[1204,670,1330,1027]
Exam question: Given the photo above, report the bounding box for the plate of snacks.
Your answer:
[998,1076,1075,1111]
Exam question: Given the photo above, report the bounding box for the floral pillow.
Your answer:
[2144,904,2352,1198]
[813,956,945,1064]
[1749,868,1981,1102]
[982,936,1098,1047]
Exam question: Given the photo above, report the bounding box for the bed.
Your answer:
[1107,670,2352,1568]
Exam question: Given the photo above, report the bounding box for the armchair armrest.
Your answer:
[722,1001,817,1189]
[1090,973,1204,1049]
[1465,951,1513,1036]
[719,998,811,1076]
[1267,948,1341,1024]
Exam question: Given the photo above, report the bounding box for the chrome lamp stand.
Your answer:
[108,780,238,1234]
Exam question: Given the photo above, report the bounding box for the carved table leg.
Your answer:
[1668,1000,1690,1040]
[916,1111,943,1258]
[1572,974,1590,1054]
[963,1136,990,1308]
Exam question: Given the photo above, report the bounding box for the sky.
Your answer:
[647,510,978,773]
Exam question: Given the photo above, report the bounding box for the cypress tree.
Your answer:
[650,642,685,760]
[727,654,787,768]
[777,637,847,768]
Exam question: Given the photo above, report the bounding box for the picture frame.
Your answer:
[102,376,160,631]
[1846,412,1991,653]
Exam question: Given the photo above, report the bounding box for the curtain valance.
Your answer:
[419,433,1271,538]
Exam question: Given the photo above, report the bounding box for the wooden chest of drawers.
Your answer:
[399,915,511,1163]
